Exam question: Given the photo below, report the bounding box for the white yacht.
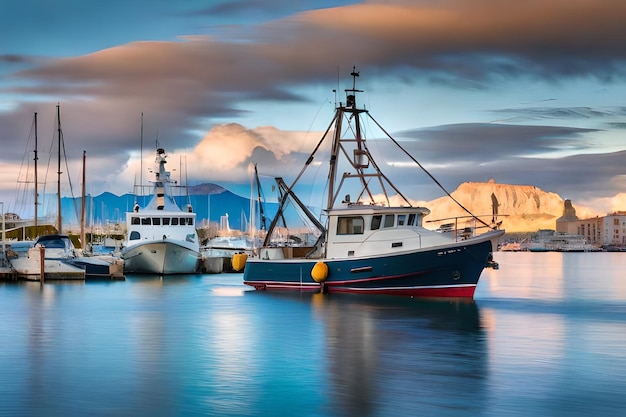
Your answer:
[121,148,200,274]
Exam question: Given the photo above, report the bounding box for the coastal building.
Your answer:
[575,216,603,246]
[602,211,626,247]
[555,199,626,248]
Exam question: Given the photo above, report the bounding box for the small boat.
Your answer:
[35,234,124,280]
[500,242,522,252]
[8,241,85,281]
[242,68,504,298]
[529,230,600,252]
[121,148,201,274]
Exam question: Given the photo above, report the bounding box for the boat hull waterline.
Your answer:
[122,240,199,275]
[244,231,501,297]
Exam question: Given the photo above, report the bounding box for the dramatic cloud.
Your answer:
[1,0,626,216]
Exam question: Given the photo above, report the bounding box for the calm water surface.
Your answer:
[1,252,625,416]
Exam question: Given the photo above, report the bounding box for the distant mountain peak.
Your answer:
[187,183,227,195]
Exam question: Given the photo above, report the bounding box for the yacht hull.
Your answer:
[122,240,200,274]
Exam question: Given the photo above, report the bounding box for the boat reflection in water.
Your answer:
[246,291,487,415]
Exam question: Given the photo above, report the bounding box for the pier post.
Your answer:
[39,246,45,284]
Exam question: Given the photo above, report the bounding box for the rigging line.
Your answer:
[339,111,408,206]
[60,128,81,225]
[287,111,338,191]
[361,139,411,206]
[304,98,335,209]
[13,114,38,213]
[366,112,491,229]
[42,117,57,215]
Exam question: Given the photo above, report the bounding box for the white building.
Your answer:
[602,211,626,247]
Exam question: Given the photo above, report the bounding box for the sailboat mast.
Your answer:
[34,112,38,232]
[140,112,143,199]
[254,163,266,231]
[56,104,62,234]
[81,150,86,249]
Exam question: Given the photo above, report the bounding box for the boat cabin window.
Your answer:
[141,218,150,225]
[384,214,395,228]
[171,218,179,226]
[398,214,406,226]
[337,216,364,235]
[131,217,140,225]
[129,231,140,240]
[371,215,382,230]
[408,213,416,226]
[162,218,170,226]
[182,217,193,226]
[152,218,161,226]
[40,239,66,249]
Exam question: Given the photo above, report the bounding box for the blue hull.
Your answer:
[243,239,495,298]
[66,257,118,280]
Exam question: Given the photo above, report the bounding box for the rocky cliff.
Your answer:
[423,179,589,233]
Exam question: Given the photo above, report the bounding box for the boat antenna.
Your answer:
[350,66,359,91]
[334,65,340,107]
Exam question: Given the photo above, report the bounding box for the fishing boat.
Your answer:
[121,148,201,274]
[242,68,504,298]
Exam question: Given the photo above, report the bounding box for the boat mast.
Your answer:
[327,67,398,208]
[34,112,38,232]
[81,150,86,249]
[327,67,368,209]
[254,163,267,231]
[139,112,143,201]
[56,104,62,234]
[326,82,346,210]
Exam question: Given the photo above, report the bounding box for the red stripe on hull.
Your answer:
[327,285,476,298]
[244,281,320,292]
[243,281,476,298]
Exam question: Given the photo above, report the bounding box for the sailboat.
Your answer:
[33,106,124,279]
[242,68,504,298]
[121,147,200,274]
[10,108,123,280]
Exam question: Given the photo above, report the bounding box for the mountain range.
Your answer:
[52,180,585,234]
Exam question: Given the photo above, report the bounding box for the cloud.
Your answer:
[609,192,626,213]
[186,123,328,179]
[2,0,626,216]
[395,123,601,161]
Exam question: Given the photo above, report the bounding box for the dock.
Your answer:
[0,261,16,280]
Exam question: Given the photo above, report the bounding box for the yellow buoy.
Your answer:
[232,253,248,272]
[311,261,328,283]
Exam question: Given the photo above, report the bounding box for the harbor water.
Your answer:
[1,252,625,416]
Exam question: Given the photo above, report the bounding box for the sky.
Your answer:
[1,0,626,219]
